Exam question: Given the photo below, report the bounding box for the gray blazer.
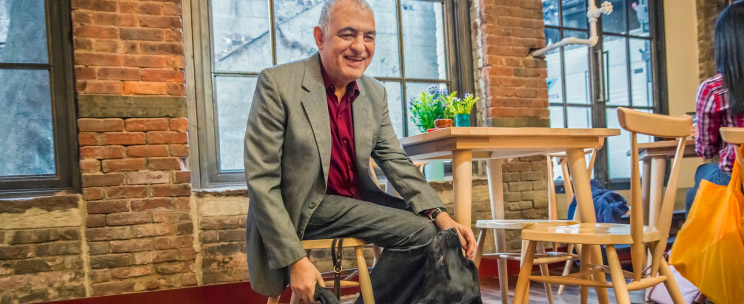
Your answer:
[244,53,444,296]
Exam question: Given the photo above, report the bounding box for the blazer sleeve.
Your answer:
[244,69,306,269]
[370,88,445,213]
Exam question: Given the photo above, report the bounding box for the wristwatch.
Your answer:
[427,207,447,222]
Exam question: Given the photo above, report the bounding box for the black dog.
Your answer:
[412,228,484,304]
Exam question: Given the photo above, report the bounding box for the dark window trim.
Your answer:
[0,0,79,197]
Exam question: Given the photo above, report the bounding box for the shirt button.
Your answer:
[309,202,316,209]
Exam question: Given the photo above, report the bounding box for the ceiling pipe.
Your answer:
[530,1,613,57]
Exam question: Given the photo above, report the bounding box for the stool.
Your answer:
[266,238,375,304]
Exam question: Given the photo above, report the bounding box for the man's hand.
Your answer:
[434,212,477,260]
[289,257,325,303]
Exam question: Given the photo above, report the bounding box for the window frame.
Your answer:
[186,0,474,188]
[0,0,79,196]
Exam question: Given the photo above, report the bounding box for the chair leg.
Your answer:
[606,245,631,304]
[513,241,537,304]
[266,296,280,304]
[355,246,375,304]
[557,243,575,295]
[475,229,486,268]
[579,244,589,304]
[536,242,554,304]
[498,257,509,302]
[659,258,686,304]
[589,245,610,304]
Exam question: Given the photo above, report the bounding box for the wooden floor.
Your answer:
[479,275,648,304]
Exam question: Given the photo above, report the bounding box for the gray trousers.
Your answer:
[304,194,437,304]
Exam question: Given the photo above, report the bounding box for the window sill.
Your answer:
[193,186,248,198]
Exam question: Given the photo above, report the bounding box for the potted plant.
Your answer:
[434,91,457,128]
[445,93,479,127]
[409,91,446,133]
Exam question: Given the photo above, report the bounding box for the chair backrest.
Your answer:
[720,127,744,181]
[617,107,692,281]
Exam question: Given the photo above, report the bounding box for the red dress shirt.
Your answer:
[695,73,744,172]
[321,64,361,198]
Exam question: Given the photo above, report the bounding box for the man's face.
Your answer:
[314,1,375,86]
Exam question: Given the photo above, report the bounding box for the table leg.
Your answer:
[648,157,666,227]
[453,149,473,226]
[641,159,651,226]
[486,159,508,302]
[565,148,609,304]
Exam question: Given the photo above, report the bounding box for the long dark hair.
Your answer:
[715,1,744,113]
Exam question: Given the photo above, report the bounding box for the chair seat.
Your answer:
[301,238,368,249]
[522,223,661,245]
[476,219,578,230]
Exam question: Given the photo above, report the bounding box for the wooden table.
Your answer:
[400,127,620,287]
[634,139,696,226]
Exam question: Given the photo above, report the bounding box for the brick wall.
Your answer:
[695,0,728,81]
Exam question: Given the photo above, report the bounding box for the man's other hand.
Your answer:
[289,257,325,302]
[434,212,477,260]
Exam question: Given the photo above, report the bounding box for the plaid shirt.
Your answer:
[696,73,744,172]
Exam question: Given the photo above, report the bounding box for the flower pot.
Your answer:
[455,114,470,127]
[434,119,452,128]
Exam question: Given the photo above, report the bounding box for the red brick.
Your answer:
[127,171,170,185]
[72,11,92,23]
[86,214,107,228]
[87,200,129,214]
[79,80,123,94]
[119,28,164,41]
[127,145,169,157]
[141,42,184,56]
[74,25,118,39]
[123,41,140,54]
[79,132,100,146]
[102,132,146,145]
[164,29,182,42]
[91,281,135,297]
[174,197,190,209]
[92,12,137,27]
[169,144,189,157]
[118,1,136,13]
[125,118,169,131]
[105,186,148,199]
[82,173,125,187]
[97,67,139,80]
[131,198,174,211]
[148,131,187,144]
[110,239,154,254]
[148,157,182,170]
[111,264,155,279]
[74,38,94,51]
[137,2,163,15]
[173,171,190,184]
[107,212,152,226]
[102,158,146,172]
[151,184,191,197]
[83,187,105,201]
[141,69,184,82]
[132,224,175,238]
[86,227,132,242]
[123,81,168,95]
[162,4,182,16]
[79,118,125,133]
[168,118,188,131]
[75,52,122,66]
[138,15,182,28]
[71,0,118,12]
[167,83,186,96]
[122,55,169,68]
[76,67,97,80]
[80,146,126,159]
[80,159,102,173]
[93,39,119,53]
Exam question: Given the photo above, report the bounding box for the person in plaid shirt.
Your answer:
[685,1,744,214]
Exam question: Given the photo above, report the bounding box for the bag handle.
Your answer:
[331,237,344,300]
[728,145,744,192]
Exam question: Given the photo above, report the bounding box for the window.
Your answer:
[0,0,78,195]
[543,0,666,188]
[187,0,473,188]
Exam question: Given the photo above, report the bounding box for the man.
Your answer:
[244,0,476,303]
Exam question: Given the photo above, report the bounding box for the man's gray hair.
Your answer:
[318,0,374,35]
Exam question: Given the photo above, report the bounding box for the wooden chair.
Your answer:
[266,238,374,304]
[513,107,689,304]
[720,127,744,172]
[473,148,597,303]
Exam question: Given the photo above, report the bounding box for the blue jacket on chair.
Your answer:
[567,179,629,223]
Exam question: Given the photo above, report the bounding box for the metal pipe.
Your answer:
[530,1,613,57]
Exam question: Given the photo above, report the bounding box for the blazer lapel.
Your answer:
[300,54,332,183]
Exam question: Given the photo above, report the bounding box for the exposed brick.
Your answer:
[162,4,182,16]
[36,242,82,256]
[71,0,118,12]
[148,131,187,144]
[90,254,132,269]
[123,41,140,53]
[152,211,189,223]
[83,187,105,200]
[87,200,129,214]
[79,118,125,132]
[86,227,132,241]
[74,52,122,66]
[138,15,182,28]
[128,145,169,157]
[154,237,175,249]
[132,223,175,238]
[87,214,107,228]
[110,239,154,253]
[169,144,189,157]
[174,197,190,209]
[74,38,94,51]
[97,67,140,80]
[148,157,182,170]
[125,118,169,131]
[79,80,124,94]
[88,242,111,255]
[105,185,148,199]
[74,25,118,39]
[122,55,174,68]
[91,281,135,297]
[164,29,183,41]
[14,258,50,274]
[102,158,146,172]
[508,181,533,192]
[168,117,188,131]
[89,269,112,282]
[167,83,186,96]
[123,81,168,95]
[80,159,101,173]
[141,69,184,82]
[151,184,191,197]
[79,132,100,146]
[119,28,165,41]
[141,43,184,56]
[82,173,125,187]
[81,146,126,160]
[176,223,193,235]
[111,264,155,279]
[93,39,121,53]
[131,198,174,211]
[75,66,97,80]
[138,2,163,15]
[127,171,170,185]
[92,12,137,27]
[173,171,190,184]
[174,235,193,248]
[157,262,186,274]
[0,245,34,259]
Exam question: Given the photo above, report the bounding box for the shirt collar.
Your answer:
[320,60,360,100]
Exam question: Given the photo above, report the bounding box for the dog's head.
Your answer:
[418,228,483,304]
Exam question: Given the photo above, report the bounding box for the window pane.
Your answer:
[0,0,48,64]
[365,0,401,78]
[564,31,590,105]
[382,81,404,138]
[602,0,627,34]
[274,0,323,65]
[0,69,54,176]
[603,35,629,106]
[543,0,560,26]
[629,38,652,107]
[606,107,652,179]
[406,82,447,136]
[215,76,257,171]
[545,29,563,107]
[402,0,447,80]
[566,106,591,128]
[549,105,564,128]
[628,0,650,37]
[561,0,587,29]
[211,0,271,72]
